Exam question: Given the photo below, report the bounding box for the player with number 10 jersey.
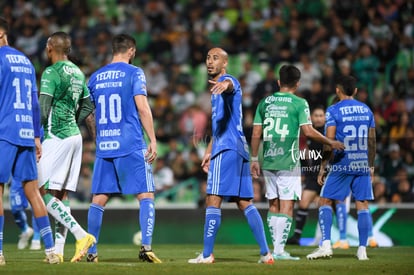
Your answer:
[253,92,312,171]
[88,64,147,158]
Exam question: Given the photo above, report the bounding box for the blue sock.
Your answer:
[31,214,40,241]
[35,216,54,250]
[139,198,155,248]
[203,206,221,258]
[319,205,333,242]
[357,209,370,247]
[0,215,4,254]
[11,209,28,232]
[87,203,104,254]
[335,202,347,240]
[244,205,268,255]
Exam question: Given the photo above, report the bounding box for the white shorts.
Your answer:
[38,134,82,192]
[263,168,302,200]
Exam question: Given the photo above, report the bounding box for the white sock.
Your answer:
[274,215,291,254]
[46,198,87,240]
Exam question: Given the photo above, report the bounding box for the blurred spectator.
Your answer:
[380,143,404,192]
[154,157,175,195]
[130,11,152,52]
[329,23,353,53]
[337,58,352,76]
[368,11,393,41]
[390,174,414,203]
[227,17,250,54]
[295,54,321,93]
[178,105,208,146]
[303,79,326,110]
[352,43,380,101]
[171,82,196,114]
[372,176,388,204]
[145,61,168,96]
[205,6,231,34]
[352,26,377,52]
[170,151,189,182]
[144,0,169,33]
[396,68,414,112]
[252,68,278,111]
[330,41,351,64]
[402,150,414,179]
[147,31,172,64]
[389,112,411,145]
[239,60,262,95]
[189,32,209,67]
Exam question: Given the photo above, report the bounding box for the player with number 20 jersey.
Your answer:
[325,101,375,176]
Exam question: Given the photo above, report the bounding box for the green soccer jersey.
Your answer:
[40,60,89,139]
[253,92,312,171]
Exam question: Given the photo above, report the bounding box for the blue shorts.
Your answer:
[320,171,374,201]
[10,178,29,210]
[206,150,253,199]
[91,149,155,195]
[0,140,37,183]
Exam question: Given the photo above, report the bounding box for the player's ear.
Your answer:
[352,88,358,97]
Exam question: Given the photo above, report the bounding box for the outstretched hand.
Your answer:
[208,79,230,94]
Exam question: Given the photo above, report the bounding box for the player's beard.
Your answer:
[208,71,219,79]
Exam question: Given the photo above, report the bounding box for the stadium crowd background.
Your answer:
[1,0,414,205]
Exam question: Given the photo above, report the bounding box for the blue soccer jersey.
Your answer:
[0,46,39,147]
[211,74,249,160]
[88,62,148,158]
[325,99,375,175]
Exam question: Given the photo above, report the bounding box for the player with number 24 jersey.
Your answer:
[253,92,311,171]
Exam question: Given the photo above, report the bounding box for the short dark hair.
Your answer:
[112,34,136,54]
[336,75,357,96]
[279,65,301,88]
[311,105,325,114]
[0,17,9,33]
[49,31,71,55]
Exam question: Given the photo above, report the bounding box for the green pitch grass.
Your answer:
[1,244,413,275]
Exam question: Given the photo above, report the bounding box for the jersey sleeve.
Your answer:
[253,100,264,125]
[87,73,96,105]
[369,110,376,128]
[40,67,59,97]
[81,82,90,99]
[132,67,147,97]
[221,75,236,94]
[298,99,312,126]
[325,106,336,128]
